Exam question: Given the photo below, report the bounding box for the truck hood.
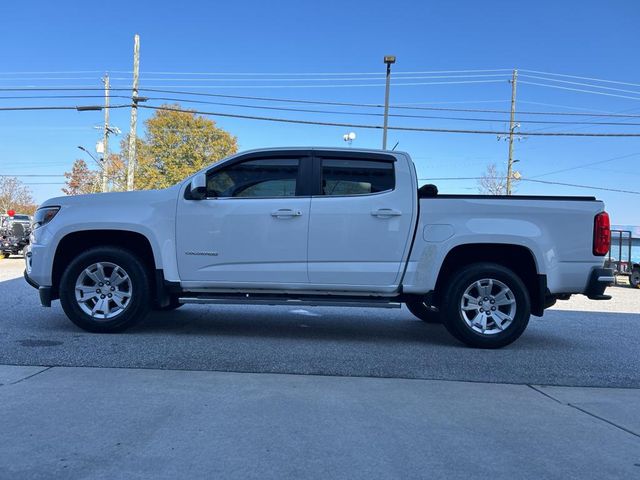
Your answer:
[40,185,181,209]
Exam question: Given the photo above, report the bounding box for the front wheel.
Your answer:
[441,262,530,349]
[631,268,640,289]
[59,247,152,333]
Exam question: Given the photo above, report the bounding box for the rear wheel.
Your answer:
[631,268,640,289]
[441,262,530,349]
[59,247,151,333]
[405,299,442,323]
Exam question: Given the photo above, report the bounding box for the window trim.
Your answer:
[183,150,312,200]
[207,158,301,199]
[311,153,397,198]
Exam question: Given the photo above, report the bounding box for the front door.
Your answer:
[176,153,312,285]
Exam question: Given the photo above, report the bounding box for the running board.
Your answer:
[178,294,402,309]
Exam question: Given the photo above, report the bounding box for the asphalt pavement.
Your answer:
[2,257,639,387]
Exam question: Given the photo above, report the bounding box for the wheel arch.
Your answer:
[433,243,546,316]
[52,229,158,300]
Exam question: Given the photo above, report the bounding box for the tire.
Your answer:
[440,262,530,349]
[59,246,152,333]
[154,295,184,311]
[631,268,640,289]
[1,252,9,259]
[405,299,442,323]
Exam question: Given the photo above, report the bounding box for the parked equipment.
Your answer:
[1,212,31,258]
[606,229,639,288]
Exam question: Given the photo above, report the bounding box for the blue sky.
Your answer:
[1,0,639,224]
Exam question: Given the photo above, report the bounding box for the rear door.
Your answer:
[176,151,313,285]
[307,152,415,288]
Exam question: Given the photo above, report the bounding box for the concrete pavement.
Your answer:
[1,365,639,480]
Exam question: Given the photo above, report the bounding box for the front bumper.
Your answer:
[584,267,614,300]
[23,269,53,307]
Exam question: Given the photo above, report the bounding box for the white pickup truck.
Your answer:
[24,148,614,348]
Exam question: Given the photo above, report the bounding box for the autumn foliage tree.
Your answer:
[63,105,237,194]
[120,105,238,190]
[63,159,99,195]
[0,177,36,214]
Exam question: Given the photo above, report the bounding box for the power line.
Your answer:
[0,79,508,91]
[0,104,129,111]
[418,177,640,195]
[0,70,106,75]
[530,152,640,179]
[519,80,640,101]
[19,182,65,185]
[521,178,640,195]
[142,95,640,126]
[138,104,640,136]
[4,86,640,119]
[0,174,65,177]
[121,73,512,82]
[517,100,618,114]
[0,77,107,81]
[0,73,511,83]
[520,69,640,88]
[132,79,508,89]
[139,88,640,118]
[520,74,640,96]
[0,87,130,92]
[0,94,131,100]
[108,68,513,76]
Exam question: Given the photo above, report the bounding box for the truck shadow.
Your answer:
[138,306,462,346]
[4,272,637,349]
[135,305,582,349]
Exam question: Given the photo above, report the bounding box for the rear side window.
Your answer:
[320,159,394,196]
[207,158,299,198]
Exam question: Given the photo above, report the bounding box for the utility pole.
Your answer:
[101,73,110,192]
[126,34,140,191]
[382,55,396,150]
[506,69,518,195]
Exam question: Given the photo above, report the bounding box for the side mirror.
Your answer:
[190,173,207,200]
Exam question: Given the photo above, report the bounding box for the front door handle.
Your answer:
[371,208,402,218]
[271,208,303,218]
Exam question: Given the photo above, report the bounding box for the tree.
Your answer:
[62,105,238,195]
[0,177,36,214]
[63,159,99,195]
[477,164,519,195]
[121,105,238,190]
[104,152,127,192]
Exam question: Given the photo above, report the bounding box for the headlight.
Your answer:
[33,206,60,229]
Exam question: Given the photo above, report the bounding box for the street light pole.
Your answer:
[382,55,396,150]
[77,146,102,168]
[77,146,105,193]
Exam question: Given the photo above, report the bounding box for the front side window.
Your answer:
[207,158,299,198]
[320,159,394,196]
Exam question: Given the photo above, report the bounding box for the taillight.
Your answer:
[593,211,611,256]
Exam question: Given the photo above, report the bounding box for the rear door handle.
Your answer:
[371,208,402,218]
[271,208,302,218]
